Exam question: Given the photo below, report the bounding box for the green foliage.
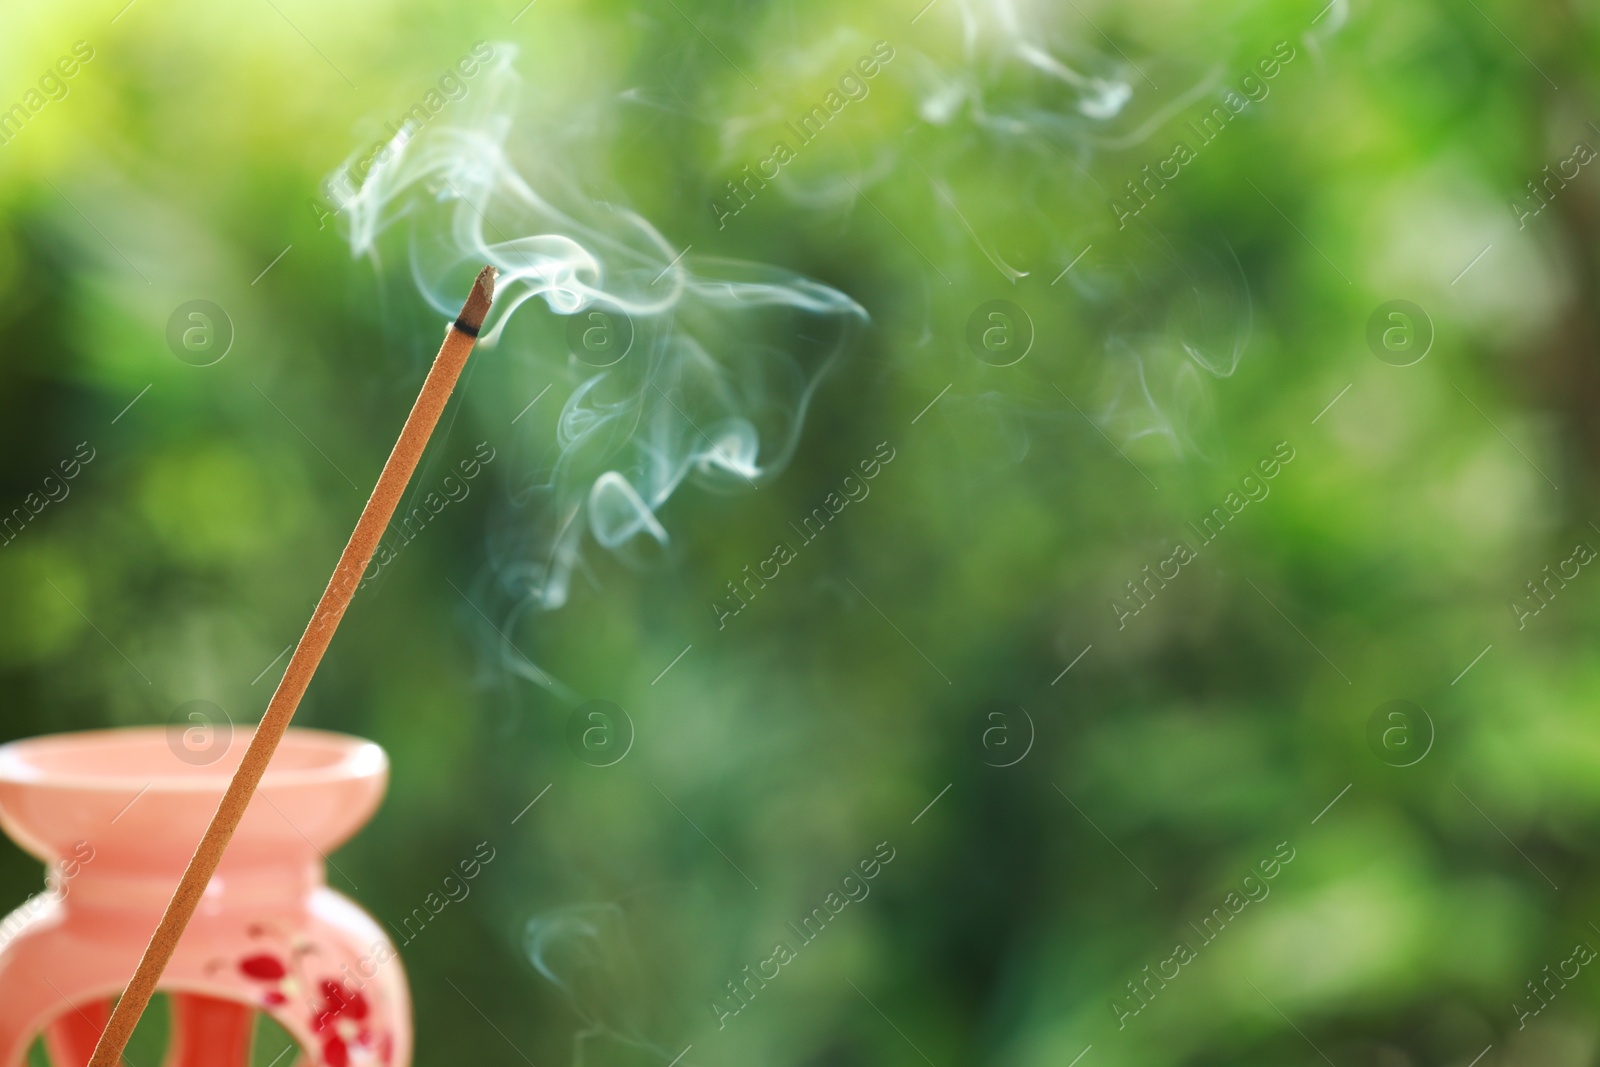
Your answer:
[2,0,1598,1063]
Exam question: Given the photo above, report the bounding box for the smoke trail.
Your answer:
[903,0,1218,153]
[891,0,1263,459]
[1090,235,1252,458]
[525,904,667,1066]
[328,45,865,623]
[935,0,1136,125]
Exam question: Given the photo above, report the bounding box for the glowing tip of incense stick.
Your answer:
[454,265,497,337]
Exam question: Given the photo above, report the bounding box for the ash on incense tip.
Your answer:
[454,264,498,337]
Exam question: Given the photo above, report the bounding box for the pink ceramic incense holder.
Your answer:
[0,726,409,1067]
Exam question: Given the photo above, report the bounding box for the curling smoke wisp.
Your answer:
[328,45,865,618]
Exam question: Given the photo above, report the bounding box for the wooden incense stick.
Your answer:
[87,265,498,1067]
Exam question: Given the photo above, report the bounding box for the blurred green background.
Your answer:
[3,0,1600,1063]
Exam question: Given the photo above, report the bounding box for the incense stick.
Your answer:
[87,265,497,1067]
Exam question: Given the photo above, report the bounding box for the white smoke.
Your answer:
[328,45,866,619]
[1091,235,1252,459]
[525,903,666,1065]
[906,0,1187,147]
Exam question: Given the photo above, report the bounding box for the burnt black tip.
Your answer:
[452,318,481,337]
